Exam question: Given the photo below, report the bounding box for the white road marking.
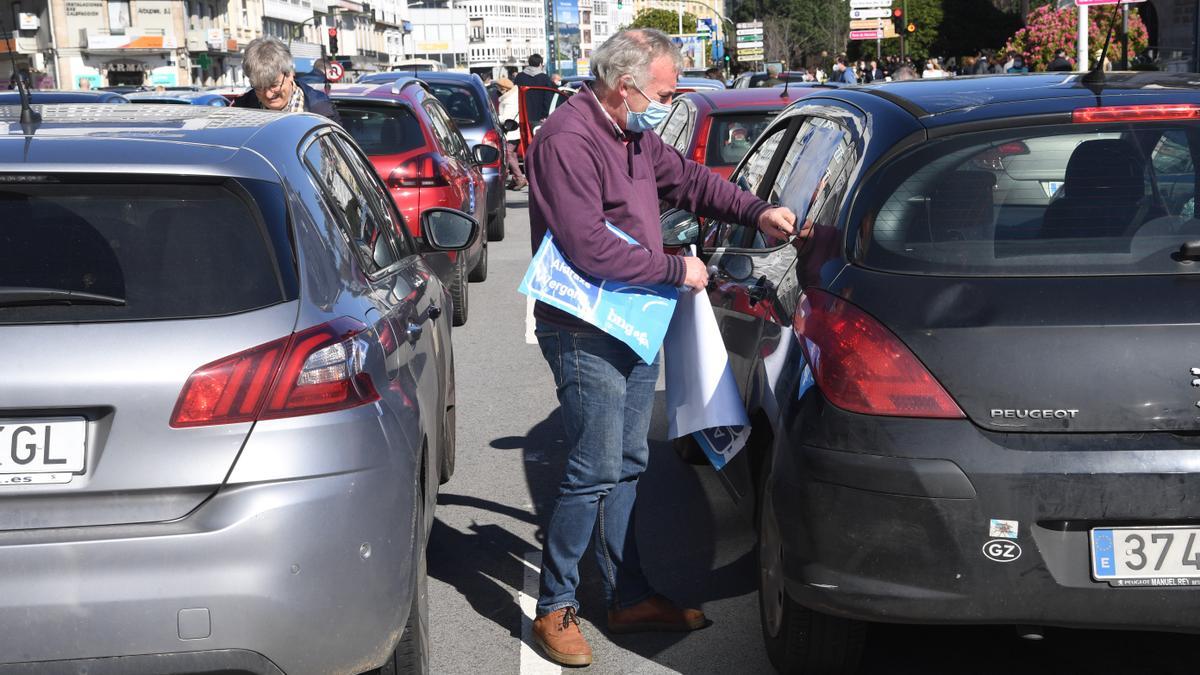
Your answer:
[525,294,538,345]
[519,551,561,675]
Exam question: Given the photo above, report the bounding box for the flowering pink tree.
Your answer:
[1004,5,1148,71]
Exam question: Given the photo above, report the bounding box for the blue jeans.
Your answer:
[535,324,658,616]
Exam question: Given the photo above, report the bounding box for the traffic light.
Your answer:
[328,27,338,56]
[616,0,622,8]
[891,7,904,35]
[906,21,916,33]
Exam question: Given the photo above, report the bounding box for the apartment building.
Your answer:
[463,0,542,77]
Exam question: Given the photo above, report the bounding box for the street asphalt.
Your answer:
[426,190,1200,675]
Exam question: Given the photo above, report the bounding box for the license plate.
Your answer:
[0,419,86,485]
[1041,181,1064,198]
[1091,526,1200,587]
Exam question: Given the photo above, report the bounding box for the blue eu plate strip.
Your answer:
[1092,529,1116,578]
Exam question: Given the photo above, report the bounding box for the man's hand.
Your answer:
[758,206,798,241]
[682,256,709,292]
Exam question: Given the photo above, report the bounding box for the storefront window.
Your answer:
[108,0,131,33]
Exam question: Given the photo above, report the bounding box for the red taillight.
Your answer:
[388,153,450,188]
[1073,104,1200,124]
[692,116,712,165]
[170,317,380,428]
[793,289,964,419]
[481,128,504,168]
[971,140,1029,171]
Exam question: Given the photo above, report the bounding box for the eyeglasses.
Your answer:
[254,75,289,97]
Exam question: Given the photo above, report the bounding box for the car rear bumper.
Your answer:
[0,445,418,673]
[772,400,1200,633]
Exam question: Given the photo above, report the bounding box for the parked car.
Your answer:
[731,70,812,89]
[662,71,1200,673]
[124,90,229,106]
[329,78,491,326]
[0,103,479,673]
[676,75,726,92]
[0,90,129,104]
[412,71,508,242]
[654,87,827,181]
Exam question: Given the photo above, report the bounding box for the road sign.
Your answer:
[325,61,345,82]
[849,29,884,40]
[1075,0,1144,4]
[850,20,898,37]
[736,41,764,49]
[736,28,763,36]
[850,0,892,7]
[736,33,762,41]
[850,8,890,19]
[736,21,763,29]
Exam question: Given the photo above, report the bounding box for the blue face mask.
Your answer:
[624,80,671,132]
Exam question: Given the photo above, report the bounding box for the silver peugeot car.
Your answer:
[0,103,478,674]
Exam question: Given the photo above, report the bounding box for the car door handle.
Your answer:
[404,303,442,344]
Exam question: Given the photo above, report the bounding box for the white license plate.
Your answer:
[1091,527,1200,587]
[0,419,86,485]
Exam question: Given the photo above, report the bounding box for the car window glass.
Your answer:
[331,133,416,258]
[709,113,776,167]
[336,104,425,156]
[775,117,854,221]
[426,101,469,162]
[707,125,789,249]
[655,99,693,153]
[864,125,1200,276]
[303,133,400,274]
[427,82,484,125]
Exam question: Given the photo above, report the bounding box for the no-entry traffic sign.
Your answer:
[325,61,345,82]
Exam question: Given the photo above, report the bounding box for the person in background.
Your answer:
[1047,49,1073,72]
[481,71,501,111]
[892,65,919,81]
[973,52,992,75]
[524,27,797,668]
[78,78,92,91]
[1007,54,1029,74]
[761,63,783,87]
[495,77,527,190]
[703,66,722,82]
[233,37,341,124]
[867,59,884,83]
[834,56,857,84]
[296,58,328,86]
[514,53,553,125]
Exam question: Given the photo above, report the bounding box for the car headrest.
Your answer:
[381,117,401,148]
[1063,139,1145,201]
[929,170,996,240]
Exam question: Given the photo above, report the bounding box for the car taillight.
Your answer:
[692,116,713,165]
[1073,103,1200,124]
[170,317,380,428]
[971,140,1029,171]
[793,289,964,419]
[388,153,450,188]
[481,128,504,168]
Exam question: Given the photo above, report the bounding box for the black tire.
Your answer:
[487,211,505,242]
[468,242,488,282]
[450,258,469,327]
[758,463,866,674]
[378,506,430,674]
[439,404,456,484]
[672,435,709,466]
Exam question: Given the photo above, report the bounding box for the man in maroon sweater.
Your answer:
[525,28,798,666]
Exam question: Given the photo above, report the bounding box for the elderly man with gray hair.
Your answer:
[233,37,340,124]
[526,28,797,666]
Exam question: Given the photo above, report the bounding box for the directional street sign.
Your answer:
[849,28,884,40]
[850,20,898,37]
[736,20,763,28]
[850,0,892,6]
[850,8,890,19]
[736,41,764,49]
[1075,0,1144,5]
[736,28,763,36]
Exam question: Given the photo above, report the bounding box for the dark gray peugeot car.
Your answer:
[664,72,1200,673]
[0,103,478,674]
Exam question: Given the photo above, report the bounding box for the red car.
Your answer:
[655,86,830,180]
[330,79,491,326]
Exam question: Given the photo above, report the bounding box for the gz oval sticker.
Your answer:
[982,539,1022,563]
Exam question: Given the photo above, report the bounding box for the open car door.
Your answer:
[517,85,573,160]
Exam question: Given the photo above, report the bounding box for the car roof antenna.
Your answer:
[1,15,40,133]
[780,71,790,99]
[1081,2,1123,87]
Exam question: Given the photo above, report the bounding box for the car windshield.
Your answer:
[426,83,484,125]
[337,104,426,156]
[0,180,292,324]
[860,123,1200,276]
[707,113,775,167]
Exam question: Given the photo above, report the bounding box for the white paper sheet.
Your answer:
[663,288,750,440]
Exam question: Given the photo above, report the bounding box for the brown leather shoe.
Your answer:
[533,607,592,667]
[607,594,709,634]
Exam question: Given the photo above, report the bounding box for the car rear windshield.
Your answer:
[706,113,776,167]
[338,104,426,156]
[426,83,485,125]
[861,123,1200,276]
[0,179,295,325]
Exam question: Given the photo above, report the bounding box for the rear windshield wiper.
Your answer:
[1178,241,1200,262]
[0,287,126,307]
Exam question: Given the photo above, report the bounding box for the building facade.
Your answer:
[463,0,542,77]
[408,4,467,70]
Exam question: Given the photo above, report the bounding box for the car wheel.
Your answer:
[439,404,456,484]
[450,257,469,327]
[758,464,865,674]
[468,242,488,283]
[377,496,430,675]
[487,211,505,242]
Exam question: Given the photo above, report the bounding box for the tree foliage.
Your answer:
[626,8,698,35]
[1004,4,1148,71]
[934,0,1023,58]
[877,0,943,60]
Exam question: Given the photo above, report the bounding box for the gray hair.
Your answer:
[591,28,682,91]
[244,37,295,89]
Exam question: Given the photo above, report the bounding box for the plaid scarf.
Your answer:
[284,82,305,113]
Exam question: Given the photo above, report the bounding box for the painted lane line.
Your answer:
[519,551,561,675]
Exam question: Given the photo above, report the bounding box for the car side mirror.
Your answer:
[501,119,518,133]
[661,209,700,248]
[472,143,501,166]
[421,207,479,251]
[720,254,754,282]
